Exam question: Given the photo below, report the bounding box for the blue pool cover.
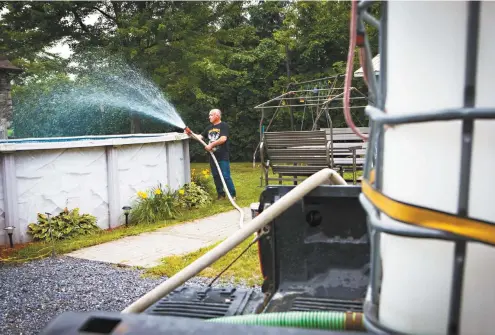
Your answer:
[0,134,165,145]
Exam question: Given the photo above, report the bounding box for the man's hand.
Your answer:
[205,143,213,152]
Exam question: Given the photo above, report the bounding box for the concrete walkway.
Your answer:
[67,207,252,268]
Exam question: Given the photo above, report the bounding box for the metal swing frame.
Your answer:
[252,75,370,187]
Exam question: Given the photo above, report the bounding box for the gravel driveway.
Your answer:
[0,256,259,335]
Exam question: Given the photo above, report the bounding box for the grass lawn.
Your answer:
[187,162,266,213]
[145,236,263,286]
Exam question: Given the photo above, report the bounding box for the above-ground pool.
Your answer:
[0,133,190,246]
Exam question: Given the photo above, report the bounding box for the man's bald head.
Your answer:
[210,109,221,117]
[209,109,222,124]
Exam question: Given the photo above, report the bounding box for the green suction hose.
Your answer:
[206,311,365,331]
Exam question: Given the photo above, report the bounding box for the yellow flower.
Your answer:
[137,191,148,199]
[178,189,185,196]
[154,189,162,195]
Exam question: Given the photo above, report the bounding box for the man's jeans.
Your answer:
[209,159,236,198]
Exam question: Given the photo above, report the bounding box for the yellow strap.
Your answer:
[369,169,375,184]
[361,179,495,245]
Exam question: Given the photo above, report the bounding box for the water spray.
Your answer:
[183,126,245,229]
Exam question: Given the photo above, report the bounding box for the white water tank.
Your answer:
[376,1,495,334]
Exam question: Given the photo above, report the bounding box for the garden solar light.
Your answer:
[4,226,14,248]
[122,206,131,227]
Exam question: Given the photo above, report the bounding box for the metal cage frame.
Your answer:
[357,1,495,335]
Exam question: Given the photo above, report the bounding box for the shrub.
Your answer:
[27,207,99,242]
[191,168,215,195]
[130,184,178,224]
[177,182,212,209]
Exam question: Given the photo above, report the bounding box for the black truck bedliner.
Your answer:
[257,185,370,314]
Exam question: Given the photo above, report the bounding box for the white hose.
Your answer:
[122,168,347,313]
[189,131,245,229]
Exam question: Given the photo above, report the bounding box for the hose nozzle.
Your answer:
[184,126,192,135]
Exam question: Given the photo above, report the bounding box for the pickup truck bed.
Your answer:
[257,185,369,316]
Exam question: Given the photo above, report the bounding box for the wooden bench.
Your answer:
[260,130,332,185]
[321,127,369,183]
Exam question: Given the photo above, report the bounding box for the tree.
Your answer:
[2,0,379,161]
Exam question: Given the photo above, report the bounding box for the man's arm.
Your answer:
[210,123,228,148]
[184,128,205,141]
[205,135,226,151]
[200,127,209,141]
[209,135,227,148]
[205,123,228,151]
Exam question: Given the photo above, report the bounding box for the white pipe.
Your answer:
[122,168,347,313]
[189,131,245,228]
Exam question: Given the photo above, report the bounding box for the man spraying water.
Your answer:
[185,109,237,201]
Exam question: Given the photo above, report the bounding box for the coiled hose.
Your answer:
[206,311,365,331]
